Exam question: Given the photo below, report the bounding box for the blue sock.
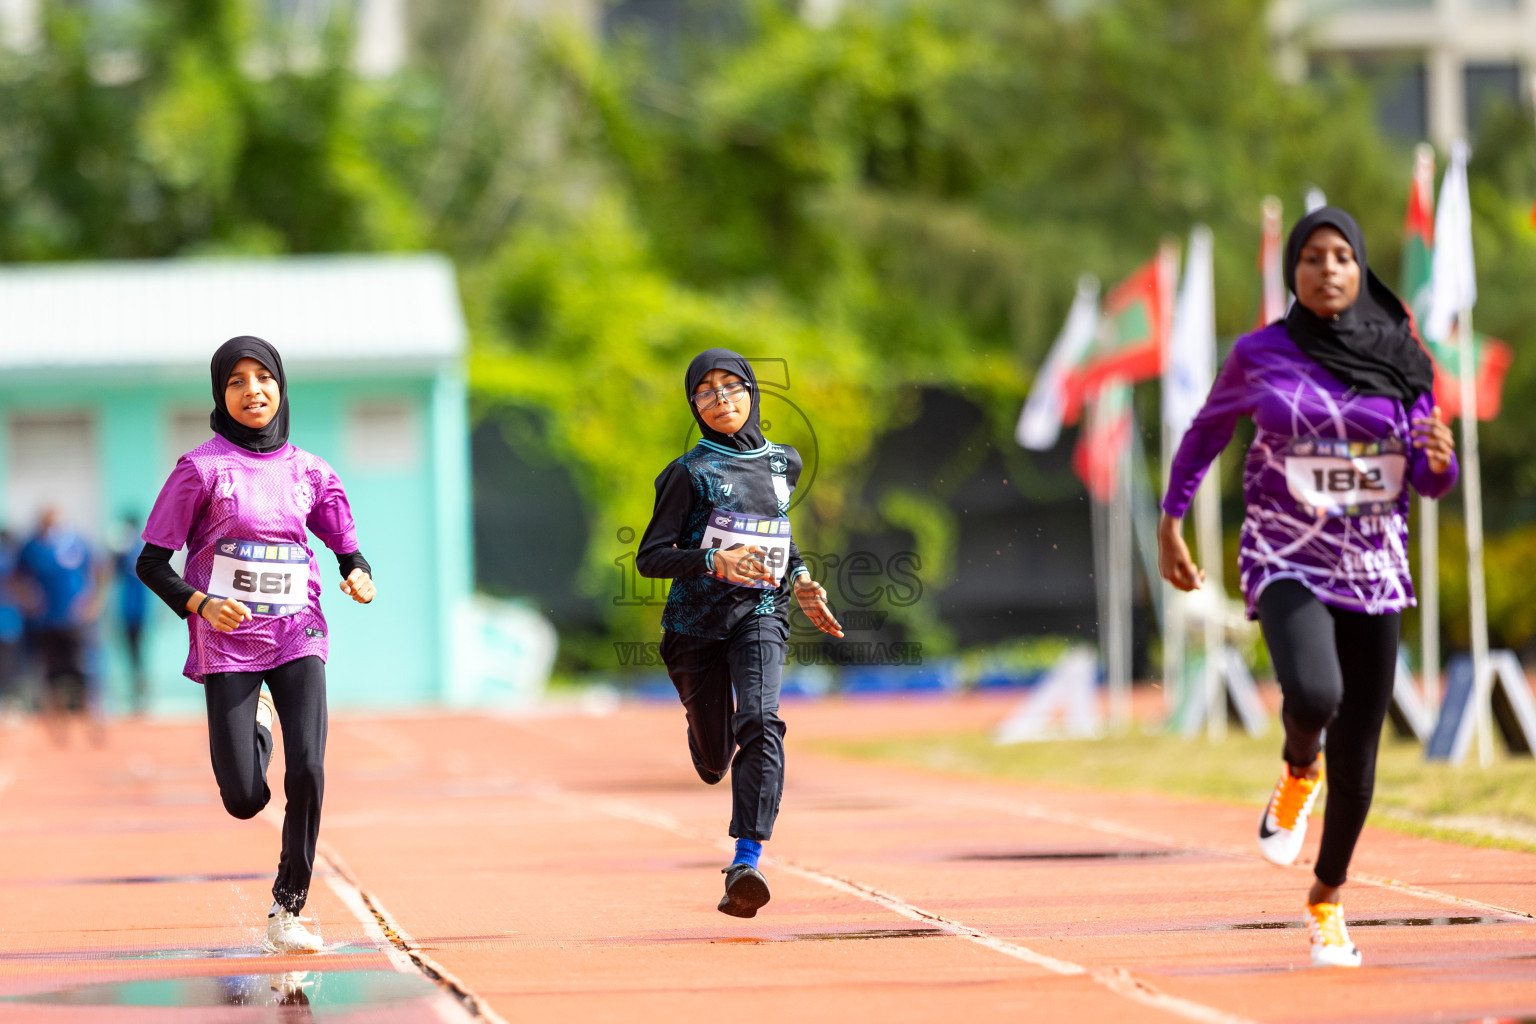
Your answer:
[732,838,763,869]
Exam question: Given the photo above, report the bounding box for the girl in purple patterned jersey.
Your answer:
[136,337,376,954]
[1159,208,1457,969]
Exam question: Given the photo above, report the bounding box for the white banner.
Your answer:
[1163,225,1215,444]
[1017,275,1100,451]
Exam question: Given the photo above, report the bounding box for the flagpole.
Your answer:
[1162,423,1184,722]
[1457,310,1494,766]
[1410,141,1440,728]
[1419,495,1439,723]
[1196,468,1226,742]
[1110,427,1134,733]
[1092,488,1111,727]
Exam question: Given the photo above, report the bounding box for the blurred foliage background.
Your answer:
[5,0,1536,669]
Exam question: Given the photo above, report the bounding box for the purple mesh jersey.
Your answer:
[1163,324,1458,618]
[143,434,360,682]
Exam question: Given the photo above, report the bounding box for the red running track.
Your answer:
[0,694,1533,1022]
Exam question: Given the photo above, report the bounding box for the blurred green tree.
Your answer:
[9,0,1536,660]
[0,0,423,258]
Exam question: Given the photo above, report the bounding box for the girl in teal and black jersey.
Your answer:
[637,348,842,918]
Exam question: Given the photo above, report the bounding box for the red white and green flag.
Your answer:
[1063,244,1177,424]
[1255,195,1285,328]
[1017,276,1100,451]
[1401,144,1512,420]
[1072,379,1133,503]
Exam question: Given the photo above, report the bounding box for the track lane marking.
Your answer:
[318,840,504,1024]
[549,789,1259,1024]
[258,808,504,1023]
[955,793,1534,921]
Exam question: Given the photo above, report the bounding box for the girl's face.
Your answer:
[1294,225,1361,319]
[226,357,281,429]
[692,368,751,435]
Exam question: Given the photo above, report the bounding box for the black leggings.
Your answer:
[661,615,789,842]
[1256,580,1399,888]
[204,656,328,912]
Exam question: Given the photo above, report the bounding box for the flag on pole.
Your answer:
[1017,276,1100,450]
[1432,339,1513,420]
[1404,143,1512,420]
[1255,196,1285,328]
[1401,144,1436,323]
[1164,225,1216,444]
[1063,246,1177,422]
[1425,142,1476,343]
[1072,379,1133,502]
[1528,73,1536,228]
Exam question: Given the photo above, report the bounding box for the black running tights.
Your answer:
[204,656,328,913]
[661,615,789,842]
[1256,580,1399,888]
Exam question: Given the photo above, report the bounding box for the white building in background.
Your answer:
[1273,0,1533,145]
[0,0,408,77]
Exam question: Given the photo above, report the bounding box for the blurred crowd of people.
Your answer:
[0,507,153,737]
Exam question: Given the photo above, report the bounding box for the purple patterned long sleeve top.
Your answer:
[1162,323,1458,618]
[143,435,360,682]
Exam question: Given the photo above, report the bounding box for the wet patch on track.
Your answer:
[586,925,950,947]
[0,870,297,887]
[1212,915,1516,931]
[704,927,948,944]
[787,927,948,941]
[952,849,1186,862]
[1,968,439,1010]
[0,942,383,964]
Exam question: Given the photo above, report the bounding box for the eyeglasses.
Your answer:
[691,381,751,412]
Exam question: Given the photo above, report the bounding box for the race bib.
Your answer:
[1284,438,1406,517]
[208,538,311,616]
[700,510,792,590]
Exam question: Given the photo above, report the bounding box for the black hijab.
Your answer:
[1282,206,1435,404]
[210,336,290,453]
[685,348,766,452]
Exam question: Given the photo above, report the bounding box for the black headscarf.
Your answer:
[209,336,290,453]
[685,348,765,451]
[1282,206,1435,404]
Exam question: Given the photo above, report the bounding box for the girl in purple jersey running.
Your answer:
[136,337,376,954]
[1159,208,1457,969]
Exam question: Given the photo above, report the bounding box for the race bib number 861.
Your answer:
[208,538,311,616]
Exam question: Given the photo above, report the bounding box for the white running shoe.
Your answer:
[1306,902,1362,968]
[256,687,276,734]
[1257,760,1321,866]
[269,970,314,1004]
[265,910,324,954]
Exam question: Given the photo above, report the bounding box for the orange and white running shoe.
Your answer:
[1257,760,1321,866]
[1306,901,1362,968]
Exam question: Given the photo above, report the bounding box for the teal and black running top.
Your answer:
[637,437,808,639]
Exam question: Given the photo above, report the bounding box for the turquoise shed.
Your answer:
[0,254,471,713]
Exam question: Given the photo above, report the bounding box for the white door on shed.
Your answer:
[4,412,100,539]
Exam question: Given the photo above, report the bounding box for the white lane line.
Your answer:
[259,808,504,1023]
[960,794,1534,921]
[317,839,509,1024]
[322,868,417,973]
[559,791,1258,1024]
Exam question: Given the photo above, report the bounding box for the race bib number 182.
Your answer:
[208,538,311,616]
[700,510,792,590]
[1284,437,1406,517]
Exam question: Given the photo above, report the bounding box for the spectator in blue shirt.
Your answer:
[114,512,152,715]
[17,507,104,730]
[0,530,23,712]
